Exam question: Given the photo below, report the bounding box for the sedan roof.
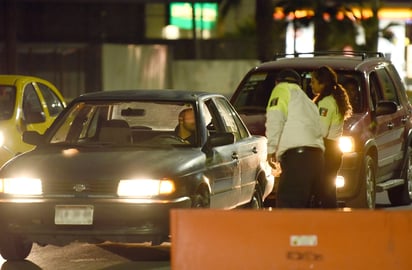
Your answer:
[255,55,388,73]
[74,89,219,102]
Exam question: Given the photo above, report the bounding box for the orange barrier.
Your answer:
[171,209,412,270]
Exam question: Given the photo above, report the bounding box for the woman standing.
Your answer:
[311,66,352,208]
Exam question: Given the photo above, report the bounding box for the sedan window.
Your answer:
[211,98,247,141]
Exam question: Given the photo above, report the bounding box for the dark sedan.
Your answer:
[0,90,274,260]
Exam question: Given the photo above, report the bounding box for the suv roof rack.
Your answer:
[273,51,385,61]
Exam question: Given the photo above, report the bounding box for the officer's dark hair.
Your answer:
[276,69,302,86]
[312,65,352,120]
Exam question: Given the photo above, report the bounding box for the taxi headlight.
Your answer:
[117,179,175,197]
[338,136,355,153]
[0,178,42,195]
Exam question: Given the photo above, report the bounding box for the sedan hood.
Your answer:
[1,145,205,181]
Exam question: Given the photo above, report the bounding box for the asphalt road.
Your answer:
[0,191,408,270]
[0,242,171,270]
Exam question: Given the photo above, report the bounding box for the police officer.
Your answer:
[311,66,352,208]
[266,69,325,208]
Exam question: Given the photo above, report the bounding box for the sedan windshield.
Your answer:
[0,86,16,120]
[50,101,197,146]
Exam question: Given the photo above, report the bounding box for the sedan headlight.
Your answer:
[338,136,355,153]
[0,178,42,195]
[117,179,175,197]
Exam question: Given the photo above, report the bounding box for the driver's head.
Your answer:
[178,108,195,133]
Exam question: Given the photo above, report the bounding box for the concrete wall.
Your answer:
[102,44,171,90]
[102,43,259,97]
[171,60,259,97]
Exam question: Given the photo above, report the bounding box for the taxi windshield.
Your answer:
[0,86,16,120]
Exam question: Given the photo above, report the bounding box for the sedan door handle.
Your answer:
[252,147,258,154]
[232,152,239,160]
[401,116,408,124]
[387,122,394,129]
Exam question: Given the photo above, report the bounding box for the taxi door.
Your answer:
[13,79,65,155]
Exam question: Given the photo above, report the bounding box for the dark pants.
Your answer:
[315,139,342,208]
[276,146,324,208]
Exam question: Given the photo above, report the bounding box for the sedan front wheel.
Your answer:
[244,183,263,209]
[191,186,210,208]
[0,233,33,261]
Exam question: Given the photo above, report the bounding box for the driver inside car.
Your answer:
[175,108,196,144]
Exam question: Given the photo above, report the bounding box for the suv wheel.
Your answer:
[387,147,412,206]
[347,155,376,209]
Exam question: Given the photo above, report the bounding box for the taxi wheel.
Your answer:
[0,233,33,261]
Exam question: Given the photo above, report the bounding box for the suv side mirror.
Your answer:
[23,131,44,146]
[376,101,397,116]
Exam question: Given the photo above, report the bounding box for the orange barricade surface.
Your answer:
[171,209,412,270]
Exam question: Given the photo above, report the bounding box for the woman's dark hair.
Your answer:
[312,66,352,120]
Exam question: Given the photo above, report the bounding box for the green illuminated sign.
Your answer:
[170,2,218,30]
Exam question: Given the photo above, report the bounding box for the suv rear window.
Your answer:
[232,70,364,114]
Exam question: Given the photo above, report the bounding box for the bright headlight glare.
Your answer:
[117,179,175,197]
[159,180,175,194]
[0,178,42,195]
[336,175,345,188]
[338,136,355,153]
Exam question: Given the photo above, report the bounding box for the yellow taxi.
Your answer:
[0,75,66,167]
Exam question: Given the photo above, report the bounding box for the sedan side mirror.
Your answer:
[23,131,44,146]
[202,132,235,155]
[208,132,235,147]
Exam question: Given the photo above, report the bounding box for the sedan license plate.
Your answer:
[55,205,94,225]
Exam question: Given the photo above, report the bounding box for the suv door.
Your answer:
[370,68,406,181]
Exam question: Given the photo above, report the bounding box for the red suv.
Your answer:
[230,51,412,208]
